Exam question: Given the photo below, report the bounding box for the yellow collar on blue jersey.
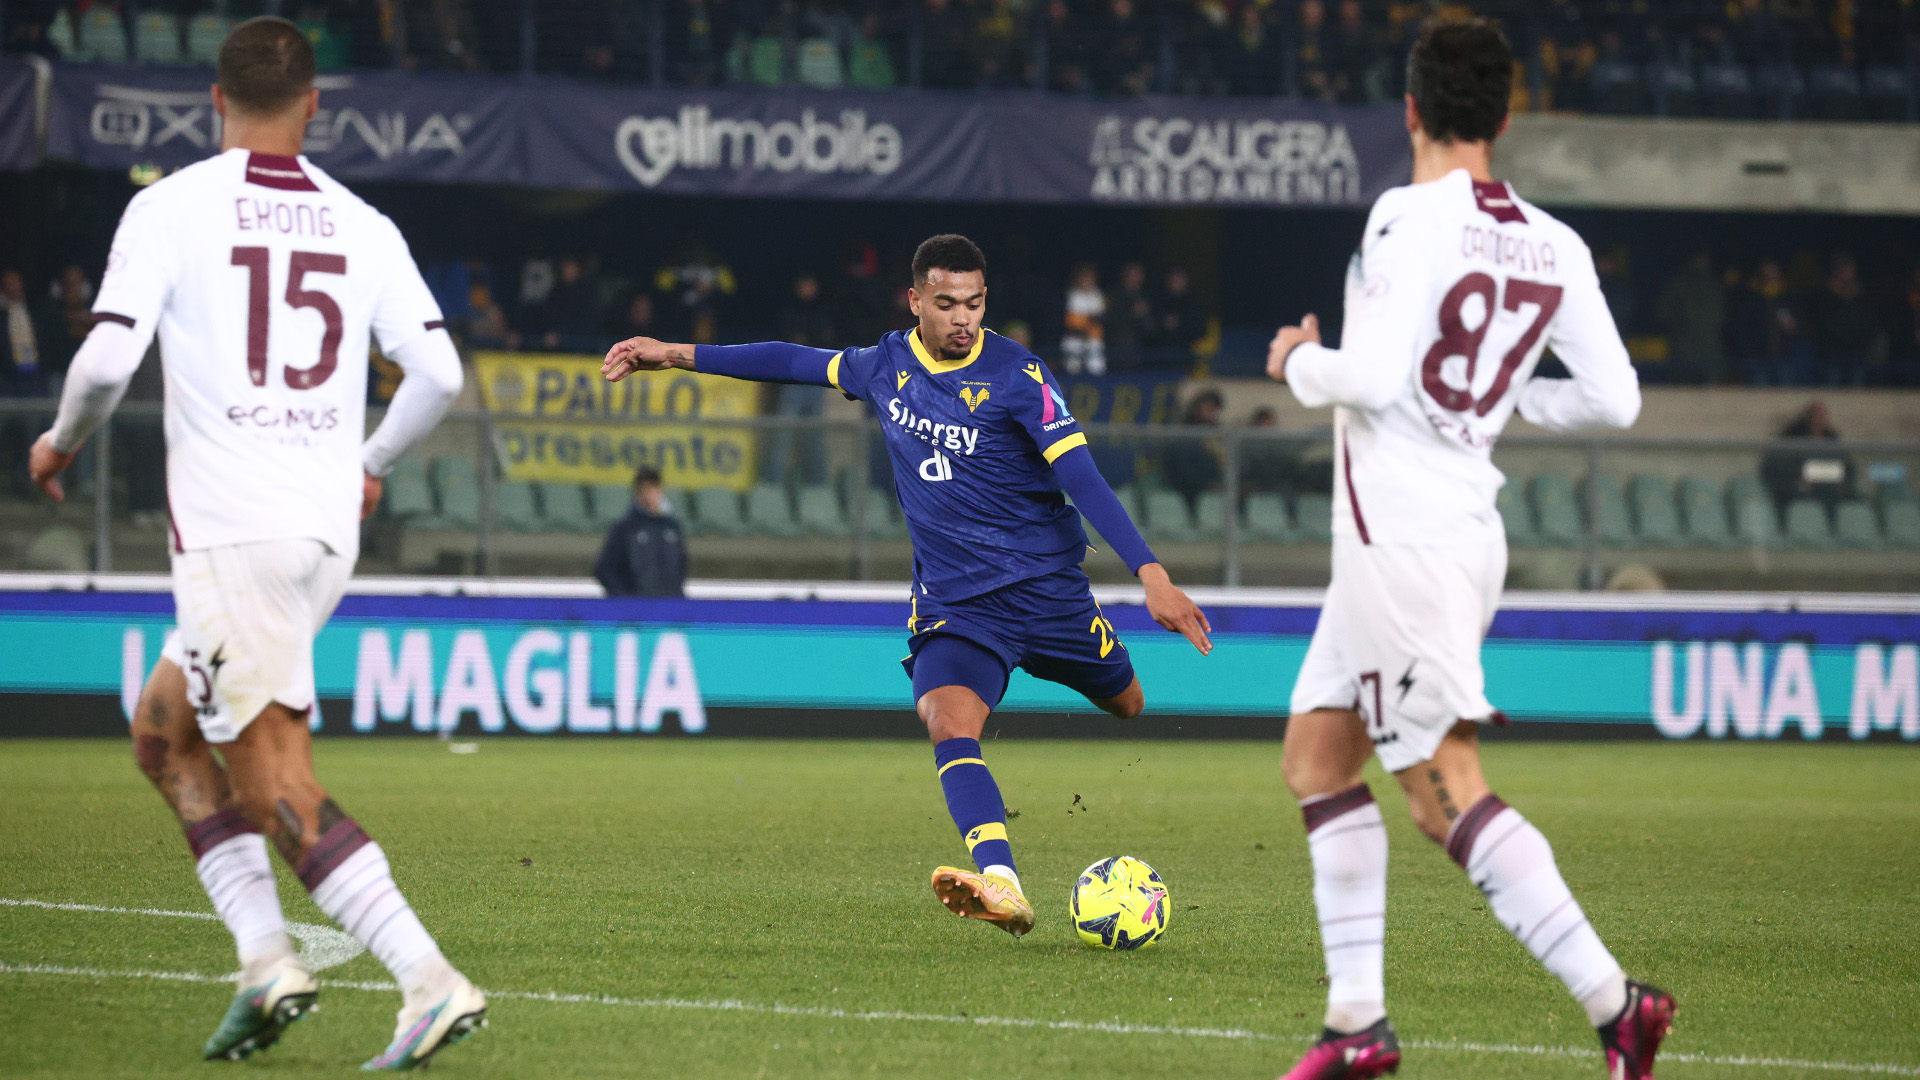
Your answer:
[908,326,987,374]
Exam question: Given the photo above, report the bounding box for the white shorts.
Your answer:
[163,539,352,744]
[1290,535,1507,772]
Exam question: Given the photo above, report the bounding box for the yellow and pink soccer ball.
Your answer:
[1070,855,1169,950]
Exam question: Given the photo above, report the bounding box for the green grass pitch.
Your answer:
[2,737,1917,1078]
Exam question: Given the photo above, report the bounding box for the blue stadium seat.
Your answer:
[48,8,78,59]
[796,485,849,538]
[1588,474,1633,547]
[589,485,632,529]
[796,38,843,87]
[495,482,541,533]
[1627,475,1681,548]
[1293,494,1333,543]
[1193,492,1227,540]
[1864,66,1916,122]
[1497,483,1538,547]
[186,13,230,66]
[1782,498,1834,549]
[430,457,481,529]
[1732,492,1777,547]
[1807,65,1864,120]
[1588,59,1646,114]
[1648,61,1698,115]
[1680,475,1734,548]
[1755,63,1805,117]
[1143,490,1199,542]
[1243,494,1292,543]
[134,11,182,64]
[1531,473,1583,547]
[79,7,129,63]
[541,484,594,533]
[383,459,436,521]
[1832,500,1882,550]
[745,483,800,538]
[1699,62,1756,117]
[1884,500,1920,549]
[693,489,747,537]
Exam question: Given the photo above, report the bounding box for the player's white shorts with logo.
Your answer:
[162,539,351,743]
[1290,535,1507,772]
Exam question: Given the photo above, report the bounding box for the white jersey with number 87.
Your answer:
[93,148,445,560]
[1285,168,1641,546]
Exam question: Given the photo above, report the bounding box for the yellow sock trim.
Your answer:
[964,822,1008,850]
[936,757,985,777]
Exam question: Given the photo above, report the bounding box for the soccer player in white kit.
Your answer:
[28,18,484,1070]
[1265,20,1674,1080]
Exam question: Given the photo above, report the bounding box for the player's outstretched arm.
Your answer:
[602,336,839,387]
[31,319,150,502]
[1052,445,1213,656]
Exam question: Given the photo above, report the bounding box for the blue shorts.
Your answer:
[900,565,1136,709]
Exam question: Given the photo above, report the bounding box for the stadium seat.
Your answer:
[1884,500,1920,549]
[1755,62,1805,117]
[1193,492,1227,540]
[1293,494,1333,543]
[1864,66,1916,122]
[1588,59,1645,114]
[541,484,594,533]
[745,483,800,538]
[495,482,542,533]
[1782,498,1834,549]
[430,457,481,529]
[1699,62,1756,117]
[1806,65,1864,120]
[1497,483,1538,547]
[383,459,436,520]
[847,39,896,88]
[1588,474,1633,547]
[186,13,230,66]
[693,488,747,537]
[1732,492,1777,547]
[1144,490,1199,542]
[1832,500,1882,550]
[1647,61,1698,115]
[589,484,632,529]
[796,38,843,87]
[1679,475,1734,548]
[48,9,78,59]
[1629,474,1683,548]
[134,11,182,64]
[80,7,129,63]
[866,494,908,540]
[1243,493,1291,543]
[1727,475,1766,511]
[1531,473,1583,547]
[747,36,784,86]
[796,485,850,538]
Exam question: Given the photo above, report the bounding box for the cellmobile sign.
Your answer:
[0,582,1913,742]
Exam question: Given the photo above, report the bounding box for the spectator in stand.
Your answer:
[655,243,736,344]
[3,0,60,57]
[1297,0,1337,102]
[464,283,518,349]
[847,10,900,87]
[1655,250,1727,383]
[1897,265,1920,386]
[921,0,978,87]
[604,288,658,346]
[1806,253,1885,385]
[830,239,890,345]
[594,465,687,598]
[1725,258,1798,384]
[404,0,482,71]
[43,265,93,389]
[1761,400,1855,514]
[1223,3,1283,97]
[1149,265,1206,370]
[1105,261,1154,372]
[1042,0,1091,93]
[1095,0,1157,95]
[543,255,603,352]
[1595,249,1636,337]
[1326,0,1376,102]
[767,272,837,484]
[1000,320,1035,351]
[1,267,49,494]
[671,0,727,85]
[1162,388,1223,513]
[1239,405,1302,497]
[517,257,557,341]
[1061,262,1108,376]
[975,0,1027,88]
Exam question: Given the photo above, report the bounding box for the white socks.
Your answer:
[981,864,1023,894]
[1447,795,1628,1027]
[1301,785,1389,1034]
[187,810,295,985]
[300,822,455,1008]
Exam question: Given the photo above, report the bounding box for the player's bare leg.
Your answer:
[1277,708,1401,1080]
[132,660,317,1060]
[221,705,486,1070]
[921,683,1036,937]
[1087,675,1144,720]
[1396,724,1674,1080]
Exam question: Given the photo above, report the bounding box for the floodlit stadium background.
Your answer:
[1,1,1917,740]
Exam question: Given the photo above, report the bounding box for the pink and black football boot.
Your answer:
[1277,1018,1400,1080]
[1597,981,1677,1080]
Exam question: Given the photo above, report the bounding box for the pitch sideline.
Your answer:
[2,898,1917,1077]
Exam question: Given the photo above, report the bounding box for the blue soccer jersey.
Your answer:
[829,327,1091,602]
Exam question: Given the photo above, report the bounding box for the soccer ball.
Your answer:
[1070,856,1169,950]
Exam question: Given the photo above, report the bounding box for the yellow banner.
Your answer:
[475,351,759,490]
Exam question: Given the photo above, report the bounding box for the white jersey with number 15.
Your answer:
[93,147,445,561]
[1285,168,1641,546]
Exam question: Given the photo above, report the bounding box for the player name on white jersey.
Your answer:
[93,148,445,560]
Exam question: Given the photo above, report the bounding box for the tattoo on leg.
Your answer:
[139,695,170,730]
[1429,767,1459,822]
[135,735,169,780]
[316,797,348,835]
[270,798,307,864]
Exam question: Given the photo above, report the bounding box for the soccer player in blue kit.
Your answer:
[603,235,1213,937]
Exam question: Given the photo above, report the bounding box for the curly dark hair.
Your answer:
[1406,18,1513,144]
[910,234,987,285]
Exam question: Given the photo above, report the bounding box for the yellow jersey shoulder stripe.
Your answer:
[826,351,844,390]
[1041,432,1088,464]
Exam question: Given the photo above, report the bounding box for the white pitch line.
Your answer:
[2,897,367,971]
[2,960,1916,1076]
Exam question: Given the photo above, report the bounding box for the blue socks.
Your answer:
[934,737,1016,881]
